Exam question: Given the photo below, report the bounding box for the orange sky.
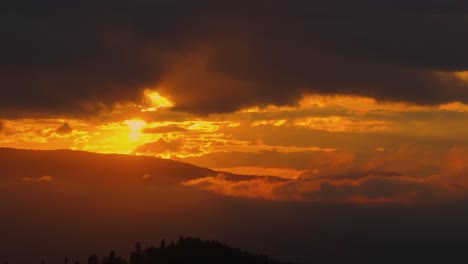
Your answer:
[2,89,468,203]
[3,3,468,263]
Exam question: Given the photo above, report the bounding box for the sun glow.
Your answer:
[142,90,174,112]
[125,119,147,142]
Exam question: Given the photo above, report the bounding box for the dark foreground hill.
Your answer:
[61,237,297,264]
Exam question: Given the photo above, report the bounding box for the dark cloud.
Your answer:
[2,0,468,116]
[55,122,73,135]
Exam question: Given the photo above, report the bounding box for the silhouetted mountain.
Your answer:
[0,148,285,184]
[0,148,214,184]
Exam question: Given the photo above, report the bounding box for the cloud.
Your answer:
[21,175,53,183]
[55,122,73,135]
[1,0,468,117]
[182,173,303,201]
[135,138,184,153]
[0,120,3,132]
[180,145,468,203]
[142,174,152,180]
[38,175,53,182]
[182,171,460,204]
[143,124,187,134]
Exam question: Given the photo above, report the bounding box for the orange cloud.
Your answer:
[182,173,305,201]
[182,165,467,204]
[21,175,53,183]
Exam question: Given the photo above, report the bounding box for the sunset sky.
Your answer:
[4,1,468,263]
[2,0,468,204]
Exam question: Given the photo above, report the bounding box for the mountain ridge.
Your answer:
[0,147,286,184]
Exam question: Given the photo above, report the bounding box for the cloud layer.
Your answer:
[2,0,468,116]
[181,145,468,203]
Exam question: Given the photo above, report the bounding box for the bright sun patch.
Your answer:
[125,119,147,142]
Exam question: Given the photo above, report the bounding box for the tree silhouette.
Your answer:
[129,242,144,264]
[128,237,295,264]
[27,236,296,264]
[88,255,99,264]
[102,250,127,264]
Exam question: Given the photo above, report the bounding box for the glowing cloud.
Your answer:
[125,119,147,142]
[142,90,174,112]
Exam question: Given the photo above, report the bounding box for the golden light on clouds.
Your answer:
[5,1,468,208]
[456,71,468,81]
[292,117,391,132]
[126,120,147,132]
[125,119,147,142]
[141,90,174,112]
[3,94,468,181]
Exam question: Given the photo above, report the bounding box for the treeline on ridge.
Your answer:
[6,237,297,264]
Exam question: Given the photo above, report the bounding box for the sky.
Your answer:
[2,0,468,204]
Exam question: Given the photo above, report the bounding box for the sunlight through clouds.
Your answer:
[125,119,147,142]
[141,90,174,112]
[3,94,468,183]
